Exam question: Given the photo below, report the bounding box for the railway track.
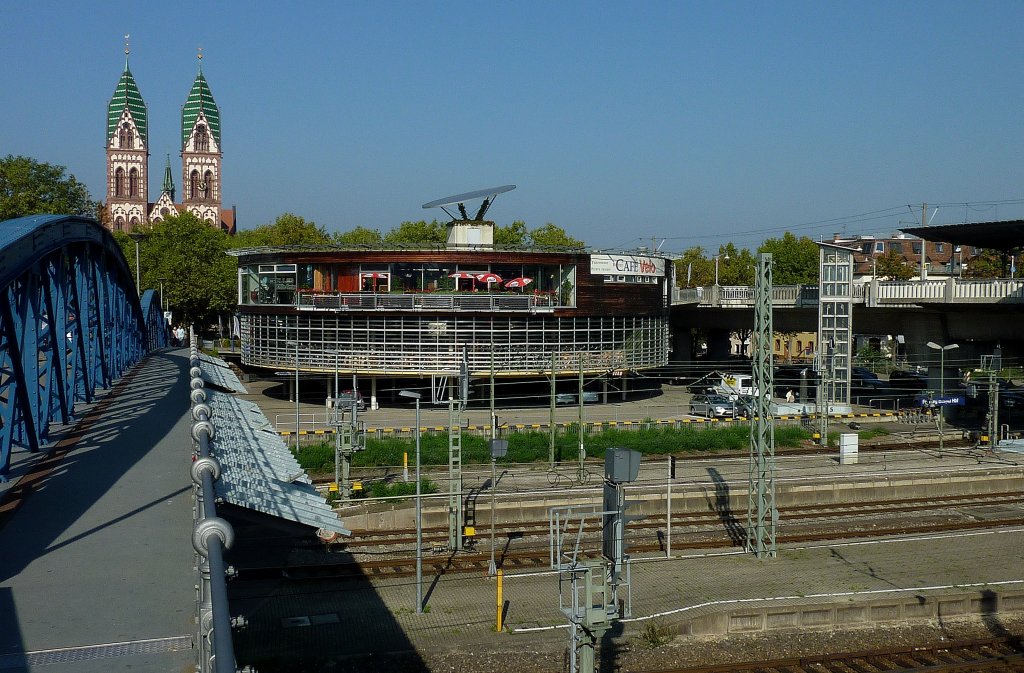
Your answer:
[339,490,1024,549]
[648,637,1024,672]
[236,492,1024,582]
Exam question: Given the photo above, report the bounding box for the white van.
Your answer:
[715,373,759,400]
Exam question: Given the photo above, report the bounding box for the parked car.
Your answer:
[555,391,599,405]
[887,370,928,399]
[689,394,736,418]
[733,395,757,418]
[850,367,890,402]
[963,378,1024,411]
[336,389,366,411]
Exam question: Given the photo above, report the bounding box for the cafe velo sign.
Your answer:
[590,254,665,277]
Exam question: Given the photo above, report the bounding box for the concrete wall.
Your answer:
[681,588,1024,636]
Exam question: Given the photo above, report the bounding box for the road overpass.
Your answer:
[670,279,1024,363]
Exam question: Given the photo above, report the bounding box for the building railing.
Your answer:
[294,291,560,312]
[673,277,1022,308]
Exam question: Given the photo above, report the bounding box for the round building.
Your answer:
[231,220,671,409]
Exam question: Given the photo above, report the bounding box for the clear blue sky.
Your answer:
[2,1,1022,253]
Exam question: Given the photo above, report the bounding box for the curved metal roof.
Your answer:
[900,219,1024,252]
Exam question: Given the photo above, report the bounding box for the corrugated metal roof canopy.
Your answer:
[199,357,350,536]
[900,219,1024,252]
[198,353,248,393]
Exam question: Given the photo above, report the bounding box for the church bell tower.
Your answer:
[180,49,222,227]
[105,35,149,232]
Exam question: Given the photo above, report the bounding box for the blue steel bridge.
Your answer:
[0,214,167,481]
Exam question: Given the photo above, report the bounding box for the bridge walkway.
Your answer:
[0,349,195,673]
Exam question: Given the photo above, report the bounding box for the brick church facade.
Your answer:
[103,44,234,233]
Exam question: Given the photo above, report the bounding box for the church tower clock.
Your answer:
[180,50,222,227]
[105,36,149,232]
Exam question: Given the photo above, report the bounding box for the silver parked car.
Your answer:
[689,394,736,418]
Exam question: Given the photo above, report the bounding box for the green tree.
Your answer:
[494,220,528,246]
[715,243,756,285]
[874,249,914,280]
[383,219,447,244]
[116,213,237,325]
[674,246,712,287]
[758,232,819,285]
[333,225,383,245]
[962,248,1007,279]
[525,223,584,248]
[232,213,330,247]
[0,155,97,221]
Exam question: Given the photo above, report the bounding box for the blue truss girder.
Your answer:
[0,215,165,480]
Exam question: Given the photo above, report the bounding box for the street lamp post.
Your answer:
[324,348,342,490]
[157,277,166,313]
[129,232,146,295]
[286,339,300,451]
[399,389,423,613]
[713,253,729,286]
[926,341,959,451]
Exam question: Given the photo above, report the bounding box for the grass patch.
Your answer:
[293,424,815,470]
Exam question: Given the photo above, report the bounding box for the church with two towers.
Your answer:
[104,45,235,233]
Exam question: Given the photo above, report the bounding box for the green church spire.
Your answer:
[162,154,175,200]
[181,48,220,148]
[107,35,147,145]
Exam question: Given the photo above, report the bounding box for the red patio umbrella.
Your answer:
[361,272,387,291]
[448,271,478,290]
[475,273,502,284]
[504,277,533,289]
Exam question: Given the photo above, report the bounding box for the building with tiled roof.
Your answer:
[104,43,234,234]
[829,233,980,280]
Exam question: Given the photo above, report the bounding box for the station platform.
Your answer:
[0,350,196,673]
[228,448,1024,672]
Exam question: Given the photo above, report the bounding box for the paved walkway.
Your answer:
[0,350,195,673]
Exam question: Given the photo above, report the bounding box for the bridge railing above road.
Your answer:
[673,284,827,308]
[673,278,1023,308]
[870,278,1024,306]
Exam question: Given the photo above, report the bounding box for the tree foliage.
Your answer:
[758,232,819,285]
[494,220,528,246]
[232,213,331,247]
[114,213,237,325]
[874,248,914,280]
[962,248,1007,279]
[674,246,712,287]
[714,243,756,285]
[383,219,447,244]
[333,225,383,245]
[526,222,584,248]
[0,155,97,221]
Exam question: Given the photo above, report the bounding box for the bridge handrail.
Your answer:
[188,339,237,673]
[870,277,1024,305]
[673,277,1022,307]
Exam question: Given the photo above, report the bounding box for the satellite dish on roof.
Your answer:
[422,184,516,221]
